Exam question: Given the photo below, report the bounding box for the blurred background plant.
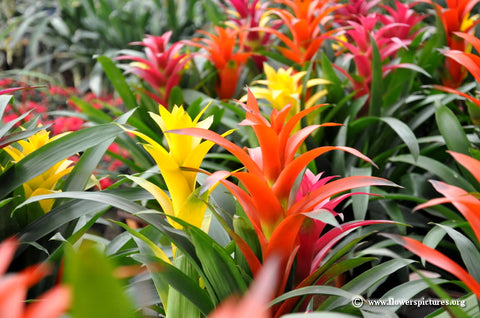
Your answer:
[0,0,212,94]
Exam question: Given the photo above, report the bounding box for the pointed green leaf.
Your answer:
[97,55,137,109]
[390,155,475,192]
[435,103,470,155]
[186,225,248,302]
[0,124,124,199]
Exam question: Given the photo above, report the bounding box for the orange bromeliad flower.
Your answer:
[187,26,252,99]
[0,238,70,318]
[262,0,340,66]
[170,90,397,304]
[422,0,480,87]
[433,32,480,123]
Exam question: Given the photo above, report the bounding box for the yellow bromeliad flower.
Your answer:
[3,129,74,212]
[128,105,216,231]
[246,63,329,119]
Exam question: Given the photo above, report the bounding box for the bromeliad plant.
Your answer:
[187,26,252,100]
[423,0,480,87]
[433,31,480,124]
[261,0,339,66]
[245,62,329,121]
[170,90,399,314]
[125,104,217,231]
[117,32,190,109]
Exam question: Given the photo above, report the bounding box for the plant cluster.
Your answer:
[1,0,480,317]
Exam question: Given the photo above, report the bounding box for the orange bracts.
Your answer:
[0,238,70,318]
[170,90,396,299]
[187,26,252,99]
[262,0,339,66]
[422,0,480,87]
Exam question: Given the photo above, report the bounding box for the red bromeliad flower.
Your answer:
[0,238,70,318]
[378,1,426,42]
[170,90,397,309]
[385,151,480,299]
[332,14,423,102]
[421,0,480,87]
[117,31,189,108]
[262,0,339,66]
[187,26,252,100]
[224,0,274,70]
[333,0,379,25]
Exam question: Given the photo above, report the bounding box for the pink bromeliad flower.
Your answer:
[331,13,425,105]
[333,0,380,25]
[117,31,189,108]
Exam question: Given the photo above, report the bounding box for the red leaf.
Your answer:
[169,127,264,177]
[383,234,480,299]
[443,50,480,84]
[311,220,398,270]
[432,85,480,108]
[290,176,397,215]
[274,147,377,205]
[427,180,480,243]
[234,172,285,236]
[23,286,71,318]
[448,151,480,184]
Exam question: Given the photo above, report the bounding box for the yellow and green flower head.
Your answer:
[246,63,329,119]
[3,129,74,212]
[128,105,215,230]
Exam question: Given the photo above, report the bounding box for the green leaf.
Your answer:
[15,191,148,214]
[65,243,140,318]
[272,285,357,306]
[381,278,448,312]
[69,96,113,123]
[62,109,135,191]
[17,188,152,248]
[0,124,125,199]
[304,209,340,228]
[97,55,137,109]
[350,166,372,220]
[186,225,248,302]
[131,253,214,316]
[201,0,226,26]
[389,155,475,192]
[168,86,184,108]
[379,117,419,161]
[165,254,202,318]
[0,95,14,120]
[435,223,480,282]
[0,125,48,149]
[369,37,383,117]
[321,52,343,103]
[435,103,470,155]
[320,259,415,310]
